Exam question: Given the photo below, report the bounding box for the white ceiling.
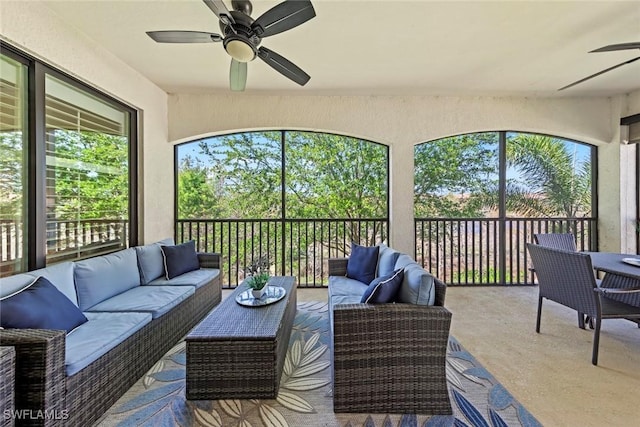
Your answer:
[42,0,640,97]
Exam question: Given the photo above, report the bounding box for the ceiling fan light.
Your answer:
[225,39,255,62]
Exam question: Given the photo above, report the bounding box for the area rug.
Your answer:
[97,302,541,427]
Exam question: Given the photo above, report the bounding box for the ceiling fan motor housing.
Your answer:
[220,9,260,62]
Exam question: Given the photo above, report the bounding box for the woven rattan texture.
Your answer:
[533,233,577,252]
[186,276,297,400]
[527,244,600,316]
[0,347,16,427]
[332,304,452,414]
[0,258,221,427]
[0,329,66,426]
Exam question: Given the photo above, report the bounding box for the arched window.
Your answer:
[175,131,389,287]
[415,131,596,285]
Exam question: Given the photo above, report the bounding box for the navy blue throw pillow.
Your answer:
[0,276,88,333]
[346,243,380,285]
[361,268,404,303]
[160,240,200,279]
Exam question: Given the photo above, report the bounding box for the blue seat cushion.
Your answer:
[136,238,175,284]
[0,276,87,333]
[75,248,141,311]
[160,240,200,280]
[148,268,219,289]
[346,243,379,284]
[361,268,404,303]
[65,311,151,376]
[86,285,194,319]
[328,276,369,297]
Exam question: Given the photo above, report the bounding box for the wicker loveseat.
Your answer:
[0,239,221,426]
[328,244,452,414]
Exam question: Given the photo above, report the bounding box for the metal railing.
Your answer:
[176,218,389,288]
[415,217,597,285]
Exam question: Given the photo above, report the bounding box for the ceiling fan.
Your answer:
[146,0,315,91]
[559,42,640,91]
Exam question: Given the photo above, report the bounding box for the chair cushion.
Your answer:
[65,311,151,376]
[136,238,175,284]
[378,246,401,277]
[0,263,77,306]
[86,285,194,319]
[0,273,39,299]
[160,240,200,280]
[397,264,436,306]
[148,268,219,289]
[394,253,416,271]
[27,262,78,306]
[330,293,364,307]
[328,275,369,297]
[75,248,141,311]
[361,268,404,303]
[0,276,87,333]
[346,243,379,284]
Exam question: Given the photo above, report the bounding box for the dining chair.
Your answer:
[526,243,640,365]
[532,233,587,328]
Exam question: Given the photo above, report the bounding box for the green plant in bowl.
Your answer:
[246,272,270,290]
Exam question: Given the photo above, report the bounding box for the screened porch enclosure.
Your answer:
[174,131,598,288]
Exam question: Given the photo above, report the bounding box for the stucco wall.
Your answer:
[169,93,629,254]
[0,0,171,243]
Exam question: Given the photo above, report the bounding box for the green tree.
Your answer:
[198,132,282,219]
[177,155,221,218]
[0,132,25,220]
[505,134,591,217]
[285,132,387,219]
[49,130,128,220]
[414,133,498,217]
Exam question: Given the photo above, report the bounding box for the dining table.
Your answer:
[585,251,640,308]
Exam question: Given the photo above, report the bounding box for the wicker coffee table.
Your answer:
[185,276,297,400]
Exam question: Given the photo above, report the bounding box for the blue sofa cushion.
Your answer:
[394,253,416,271]
[346,243,379,284]
[378,246,401,277]
[361,268,404,303]
[0,263,77,307]
[86,285,194,319]
[148,268,219,289]
[328,275,369,297]
[160,240,200,280]
[0,273,38,299]
[136,238,175,284]
[0,276,87,333]
[65,311,151,376]
[28,262,78,306]
[75,248,141,311]
[397,264,436,306]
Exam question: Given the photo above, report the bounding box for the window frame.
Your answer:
[1,41,138,272]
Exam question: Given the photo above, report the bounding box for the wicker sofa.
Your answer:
[328,245,452,414]
[0,239,221,427]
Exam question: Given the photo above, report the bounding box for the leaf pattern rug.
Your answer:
[96,302,542,427]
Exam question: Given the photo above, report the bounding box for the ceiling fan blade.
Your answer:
[558,55,640,91]
[230,59,247,91]
[590,42,640,53]
[202,0,235,25]
[146,31,223,43]
[257,47,310,86]
[252,0,315,38]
